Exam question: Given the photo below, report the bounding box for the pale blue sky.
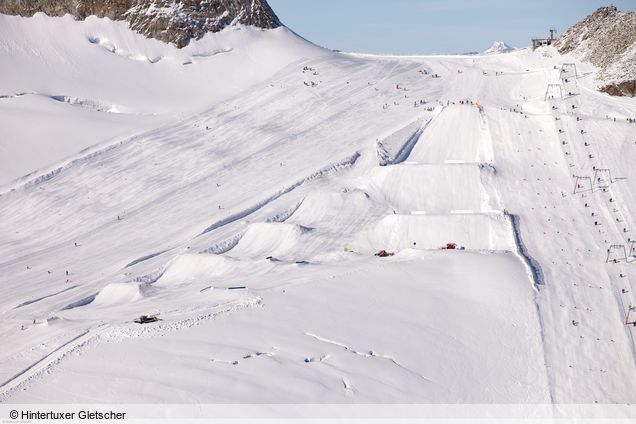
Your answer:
[268,0,636,54]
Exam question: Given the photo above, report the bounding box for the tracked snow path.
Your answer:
[0,326,104,397]
[485,61,636,402]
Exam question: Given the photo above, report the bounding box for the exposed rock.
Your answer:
[0,0,282,48]
[553,5,636,97]
[600,80,636,97]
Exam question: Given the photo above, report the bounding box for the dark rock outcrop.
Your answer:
[599,80,636,97]
[0,0,282,48]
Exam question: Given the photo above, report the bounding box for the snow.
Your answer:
[92,283,149,307]
[3,252,549,403]
[1,12,636,409]
[0,13,327,186]
[483,41,514,54]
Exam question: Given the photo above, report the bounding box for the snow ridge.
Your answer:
[199,152,360,236]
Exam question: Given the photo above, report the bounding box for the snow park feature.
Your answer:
[0,0,636,421]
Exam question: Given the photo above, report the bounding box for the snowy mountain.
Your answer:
[1,1,636,413]
[482,41,514,54]
[554,5,636,96]
[0,11,322,185]
[0,0,281,47]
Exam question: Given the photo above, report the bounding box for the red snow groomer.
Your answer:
[374,250,394,257]
[442,243,457,250]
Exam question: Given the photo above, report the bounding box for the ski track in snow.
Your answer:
[0,326,105,399]
[304,333,435,384]
[0,296,263,400]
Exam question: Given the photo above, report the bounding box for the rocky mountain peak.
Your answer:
[553,5,635,96]
[0,0,282,48]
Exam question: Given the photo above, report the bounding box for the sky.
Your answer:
[268,0,636,54]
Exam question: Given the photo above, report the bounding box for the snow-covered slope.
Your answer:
[1,9,636,408]
[0,13,326,185]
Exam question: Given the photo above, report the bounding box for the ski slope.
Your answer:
[0,14,635,405]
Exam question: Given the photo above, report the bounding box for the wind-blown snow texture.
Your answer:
[0,8,636,406]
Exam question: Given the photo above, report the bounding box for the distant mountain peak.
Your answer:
[483,41,514,54]
[0,0,282,48]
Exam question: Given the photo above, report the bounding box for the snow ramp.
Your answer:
[92,283,149,307]
[227,222,313,261]
[407,105,494,164]
[156,254,249,286]
[368,163,496,213]
[287,189,377,227]
[364,213,514,251]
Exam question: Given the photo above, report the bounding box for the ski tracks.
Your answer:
[304,332,435,385]
[0,295,263,401]
[0,324,109,400]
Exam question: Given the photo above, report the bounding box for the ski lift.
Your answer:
[624,306,636,327]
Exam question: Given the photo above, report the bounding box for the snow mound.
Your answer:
[36,316,66,326]
[92,283,148,306]
[49,95,128,113]
[229,222,313,260]
[156,254,246,286]
[483,41,514,54]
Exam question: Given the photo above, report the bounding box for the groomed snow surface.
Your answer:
[0,13,636,408]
